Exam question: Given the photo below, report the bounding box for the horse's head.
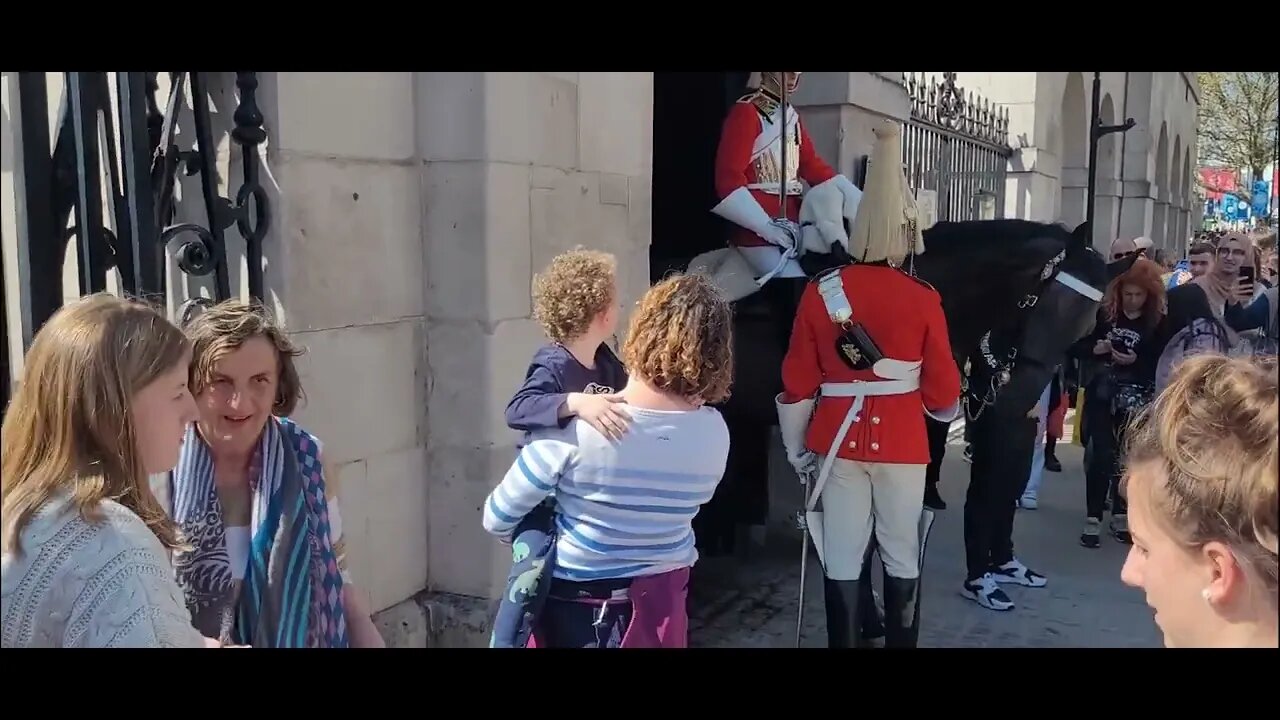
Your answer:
[991,221,1130,416]
[908,219,1074,363]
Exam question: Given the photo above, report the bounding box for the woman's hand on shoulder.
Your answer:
[567,392,631,440]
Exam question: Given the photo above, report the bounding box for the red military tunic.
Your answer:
[781,264,962,465]
[714,94,838,249]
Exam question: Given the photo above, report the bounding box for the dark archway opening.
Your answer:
[650,71,751,280]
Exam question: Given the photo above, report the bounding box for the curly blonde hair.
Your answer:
[532,249,617,343]
[1123,354,1278,609]
[621,272,734,405]
[184,300,306,416]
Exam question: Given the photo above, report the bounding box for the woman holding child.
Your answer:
[483,271,734,648]
[491,249,630,648]
[162,300,384,648]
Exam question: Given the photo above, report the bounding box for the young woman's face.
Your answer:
[131,351,198,474]
[196,335,280,456]
[1121,283,1148,315]
[1119,466,1219,648]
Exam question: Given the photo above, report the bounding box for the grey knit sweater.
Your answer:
[1,493,206,648]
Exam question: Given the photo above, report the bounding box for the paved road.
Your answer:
[687,418,1163,648]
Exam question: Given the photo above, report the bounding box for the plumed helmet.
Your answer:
[847,119,923,265]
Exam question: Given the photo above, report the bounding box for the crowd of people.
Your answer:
[1062,230,1276,546]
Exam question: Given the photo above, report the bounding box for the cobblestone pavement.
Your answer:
[687,419,1163,648]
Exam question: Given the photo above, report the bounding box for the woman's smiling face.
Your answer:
[196,335,279,456]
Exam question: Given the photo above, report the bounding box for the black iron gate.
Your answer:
[3,71,269,412]
[902,72,1013,223]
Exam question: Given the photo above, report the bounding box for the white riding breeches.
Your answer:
[817,457,927,581]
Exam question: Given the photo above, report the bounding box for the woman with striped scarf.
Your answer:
[162,300,384,648]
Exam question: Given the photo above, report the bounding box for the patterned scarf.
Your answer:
[168,417,348,648]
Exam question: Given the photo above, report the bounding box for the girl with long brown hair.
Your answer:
[1,293,206,648]
[1076,256,1167,548]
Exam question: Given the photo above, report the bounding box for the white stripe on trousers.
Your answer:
[1022,380,1054,501]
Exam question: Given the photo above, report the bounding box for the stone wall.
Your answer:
[792,72,911,177]
[414,72,653,612]
[260,73,432,615]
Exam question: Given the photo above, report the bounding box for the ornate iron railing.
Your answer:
[3,71,268,411]
[902,72,1013,223]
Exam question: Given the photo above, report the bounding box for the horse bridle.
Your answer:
[961,247,1101,422]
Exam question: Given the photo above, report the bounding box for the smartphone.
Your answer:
[1239,265,1255,284]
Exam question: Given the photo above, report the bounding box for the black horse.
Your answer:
[691,217,1124,640]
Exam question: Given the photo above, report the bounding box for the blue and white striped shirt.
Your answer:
[482,405,730,582]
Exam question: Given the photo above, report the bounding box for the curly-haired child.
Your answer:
[488,248,629,648]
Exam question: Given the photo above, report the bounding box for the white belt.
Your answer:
[746,181,803,195]
[805,375,920,513]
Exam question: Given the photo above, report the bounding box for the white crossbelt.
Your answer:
[805,374,921,513]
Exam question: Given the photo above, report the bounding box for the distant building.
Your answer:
[936,72,1200,252]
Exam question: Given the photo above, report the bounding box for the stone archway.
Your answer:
[1152,122,1169,250]
[1058,72,1089,230]
[1095,93,1120,249]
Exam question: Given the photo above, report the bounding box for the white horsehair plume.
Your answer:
[847,119,924,265]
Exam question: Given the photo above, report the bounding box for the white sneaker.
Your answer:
[1017,494,1038,509]
[960,573,1014,611]
[990,558,1047,588]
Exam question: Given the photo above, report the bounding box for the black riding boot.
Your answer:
[856,549,885,646]
[882,576,922,648]
[823,578,861,648]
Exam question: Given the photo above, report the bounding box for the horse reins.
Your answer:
[961,247,1068,423]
